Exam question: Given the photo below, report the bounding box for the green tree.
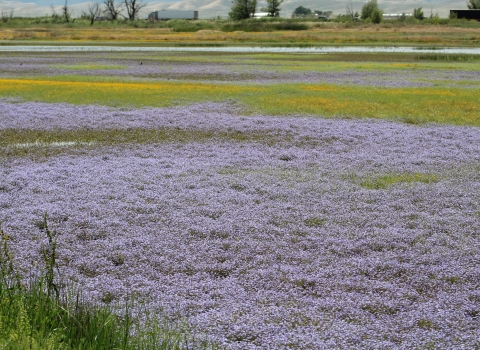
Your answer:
[292,6,312,17]
[266,0,283,17]
[370,7,383,23]
[413,7,424,20]
[361,0,378,20]
[229,0,257,20]
[467,0,480,9]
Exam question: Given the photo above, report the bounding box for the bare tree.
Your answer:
[62,0,72,22]
[1,11,9,23]
[51,4,61,22]
[1,9,13,22]
[88,2,102,24]
[346,3,355,19]
[123,0,146,21]
[103,0,122,20]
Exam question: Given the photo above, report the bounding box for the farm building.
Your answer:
[383,13,413,20]
[148,10,199,21]
[450,10,480,20]
[252,12,269,18]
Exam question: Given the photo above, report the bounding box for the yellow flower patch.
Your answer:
[1,78,479,126]
[0,79,260,107]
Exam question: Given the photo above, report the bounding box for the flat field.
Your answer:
[1,22,480,46]
[1,48,480,348]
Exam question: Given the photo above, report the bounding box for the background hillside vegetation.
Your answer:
[1,13,480,31]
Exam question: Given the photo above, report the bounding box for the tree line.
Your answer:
[229,0,282,20]
[50,0,146,25]
[229,0,480,22]
[4,0,479,25]
[467,0,480,9]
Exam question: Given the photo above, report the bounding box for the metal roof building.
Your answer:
[450,10,480,20]
[148,10,198,21]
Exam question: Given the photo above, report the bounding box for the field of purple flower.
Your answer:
[1,50,480,349]
[2,51,480,87]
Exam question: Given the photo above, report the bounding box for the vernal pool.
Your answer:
[1,45,480,54]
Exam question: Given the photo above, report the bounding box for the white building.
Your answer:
[383,13,413,20]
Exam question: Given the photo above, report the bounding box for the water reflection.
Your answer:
[0,45,480,54]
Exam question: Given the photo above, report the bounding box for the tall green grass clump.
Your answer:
[0,215,214,350]
[222,19,308,32]
[167,20,218,32]
[415,54,480,62]
[360,173,439,189]
[447,18,480,28]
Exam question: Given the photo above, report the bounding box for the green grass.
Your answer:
[0,217,216,350]
[152,52,480,72]
[0,126,334,159]
[222,20,309,32]
[1,17,480,51]
[2,17,480,47]
[2,16,480,31]
[0,127,298,158]
[1,75,479,126]
[166,20,218,33]
[53,64,127,70]
[415,54,480,62]
[360,173,439,189]
[303,217,327,227]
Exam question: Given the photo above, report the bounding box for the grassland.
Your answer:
[1,17,480,46]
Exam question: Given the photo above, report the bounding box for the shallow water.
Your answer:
[1,45,480,54]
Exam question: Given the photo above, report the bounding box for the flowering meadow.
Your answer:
[1,51,480,124]
[1,50,480,348]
